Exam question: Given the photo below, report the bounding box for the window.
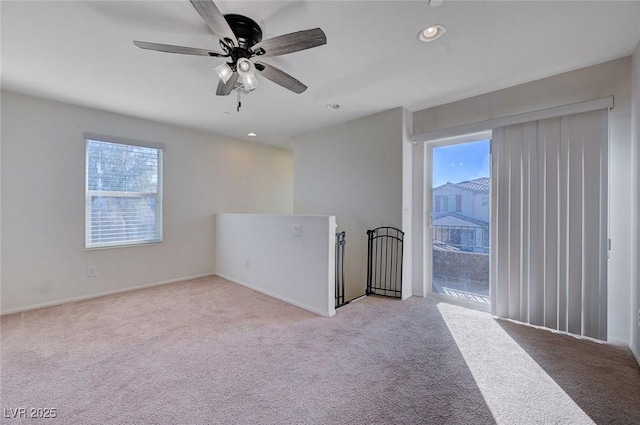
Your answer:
[85,136,163,249]
[444,195,461,212]
[435,195,461,213]
[429,136,491,306]
[419,98,611,317]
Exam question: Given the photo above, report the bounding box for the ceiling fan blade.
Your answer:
[255,61,307,94]
[251,28,326,57]
[190,0,238,46]
[134,41,226,57]
[216,72,238,96]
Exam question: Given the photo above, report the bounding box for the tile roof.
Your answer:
[455,177,489,192]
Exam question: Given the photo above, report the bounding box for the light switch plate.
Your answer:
[293,224,301,236]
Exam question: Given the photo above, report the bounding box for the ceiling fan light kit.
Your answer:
[214,63,233,84]
[241,74,259,91]
[133,0,327,112]
[237,58,254,76]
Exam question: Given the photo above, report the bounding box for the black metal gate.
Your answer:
[366,227,404,298]
[335,231,348,308]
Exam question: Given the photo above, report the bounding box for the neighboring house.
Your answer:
[433,177,490,253]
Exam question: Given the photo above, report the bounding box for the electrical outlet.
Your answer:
[245,259,250,269]
[87,266,97,278]
[637,309,640,327]
[293,224,301,236]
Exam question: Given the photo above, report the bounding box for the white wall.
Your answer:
[1,90,293,314]
[412,57,634,344]
[401,108,413,300]
[412,143,425,297]
[0,91,2,309]
[293,108,406,301]
[214,214,336,317]
[631,41,640,362]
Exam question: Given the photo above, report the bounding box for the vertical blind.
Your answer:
[491,109,608,340]
[85,138,163,249]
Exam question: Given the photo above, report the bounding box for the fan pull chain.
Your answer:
[237,89,242,112]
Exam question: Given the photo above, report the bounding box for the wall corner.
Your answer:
[630,38,640,362]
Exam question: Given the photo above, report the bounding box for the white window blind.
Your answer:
[491,108,608,340]
[85,137,163,249]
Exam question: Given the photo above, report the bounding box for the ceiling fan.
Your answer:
[133,0,326,103]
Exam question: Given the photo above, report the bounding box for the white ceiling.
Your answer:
[2,1,640,147]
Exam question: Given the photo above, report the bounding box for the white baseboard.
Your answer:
[632,346,640,367]
[607,336,631,346]
[0,273,214,316]
[214,272,334,318]
[493,317,629,347]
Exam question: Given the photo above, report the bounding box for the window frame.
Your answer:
[423,130,493,312]
[84,133,165,250]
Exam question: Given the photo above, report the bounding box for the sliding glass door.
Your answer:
[427,134,491,307]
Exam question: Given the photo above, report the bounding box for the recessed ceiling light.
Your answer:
[246,132,257,137]
[419,25,446,42]
[428,0,444,7]
[326,104,341,110]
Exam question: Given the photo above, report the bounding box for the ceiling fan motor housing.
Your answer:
[222,14,263,71]
[224,14,262,50]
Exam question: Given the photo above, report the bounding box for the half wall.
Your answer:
[215,214,337,317]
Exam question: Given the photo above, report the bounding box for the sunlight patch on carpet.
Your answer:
[436,302,595,425]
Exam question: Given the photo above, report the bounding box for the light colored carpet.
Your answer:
[1,276,639,424]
